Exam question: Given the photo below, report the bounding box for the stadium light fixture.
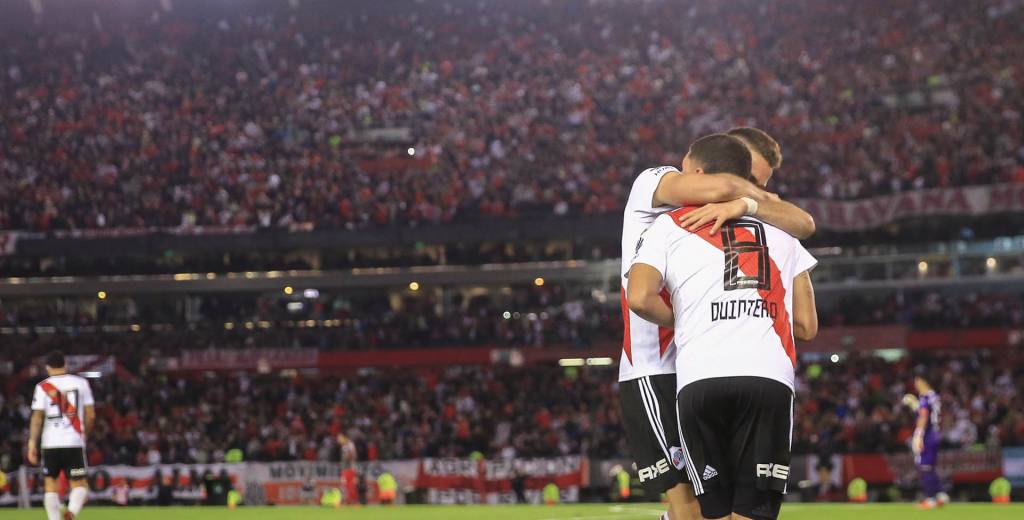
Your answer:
[502,311,512,320]
[130,324,141,332]
[558,358,585,367]
[97,291,107,300]
[407,147,416,156]
[534,277,545,287]
[409,281,420,291]
[986,257,997,270]
[830,354,840,363]
[284,286,294,295]
[917,261,928,276]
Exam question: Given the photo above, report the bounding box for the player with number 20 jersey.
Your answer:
[28,351,95,520]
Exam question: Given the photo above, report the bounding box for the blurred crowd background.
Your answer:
[0,0,1022,501]
[1,0,1022,232]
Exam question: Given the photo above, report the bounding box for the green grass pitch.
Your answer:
[3,503,1022,519]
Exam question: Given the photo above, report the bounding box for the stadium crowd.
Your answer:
[1,283,620,365]
[0,366,629,469]
[794,350,1024,456]
[1,287,1022,362]
[1,351,1021,471]
[4,284,1019,333]
[2,0,1023,232]
[1,287,1022,375]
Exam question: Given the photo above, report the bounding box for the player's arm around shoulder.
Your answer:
[756,197,816,239]
[653,170,767,207]
[656,170,815,238]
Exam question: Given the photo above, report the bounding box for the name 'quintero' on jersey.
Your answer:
[630,207,817,392]
[619,166,680,383]
[30,374,95,449]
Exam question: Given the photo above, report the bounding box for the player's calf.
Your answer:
[67,482,88,519]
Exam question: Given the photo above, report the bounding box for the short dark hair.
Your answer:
[46,351,66,369]
[727,127,782,169]
[688,134,753,181]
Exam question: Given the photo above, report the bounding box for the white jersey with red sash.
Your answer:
[619,166,679,382]
[631,208,817,392]
[31,374,94,449]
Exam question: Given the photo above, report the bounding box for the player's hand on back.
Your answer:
[678,199,747,235]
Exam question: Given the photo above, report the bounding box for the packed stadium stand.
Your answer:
[0,351,1020,469]
[1,0,1023,232]
[2,0,1024,513]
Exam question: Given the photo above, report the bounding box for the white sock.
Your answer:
[661,513,670,520]
[69,486,88,516]
[43,492,61,520]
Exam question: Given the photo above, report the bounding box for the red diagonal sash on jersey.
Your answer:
[621,287,675,365]
[39,381,83,436]
[668,207,798,367]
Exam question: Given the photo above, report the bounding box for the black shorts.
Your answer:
[619,374,689,496]
[677,376,793,520]
[41,447,87,480]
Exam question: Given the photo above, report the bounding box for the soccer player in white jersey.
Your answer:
[627,134,818,520]
[27,351,95,520]
[619,129,813,520]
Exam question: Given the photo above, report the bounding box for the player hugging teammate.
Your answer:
[619,129,817,520]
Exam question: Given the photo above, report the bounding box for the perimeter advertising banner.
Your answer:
[0,463,245,506]
[842,449,1003,485]
[1000,447,1024,487]
[416,456,587,505]
[248,460,417,505]
[0,461,418,506]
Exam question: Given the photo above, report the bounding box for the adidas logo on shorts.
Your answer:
[702,465,718,481]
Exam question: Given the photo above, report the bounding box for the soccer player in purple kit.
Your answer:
[908,376,949,509]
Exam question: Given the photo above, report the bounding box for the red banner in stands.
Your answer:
[318,347,494,369]
[793,183,1024,231]
[416,457,587,504]
[166,326,1015,373]
[799,325,908,353]
[907,328,1010,349]
[180,348,318,370]
[802,326,1013,352]
[842,450,1003,486]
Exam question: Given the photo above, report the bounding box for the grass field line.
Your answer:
[537,505,667,520]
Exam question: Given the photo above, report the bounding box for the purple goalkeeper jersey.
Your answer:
[919,390,941,436]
